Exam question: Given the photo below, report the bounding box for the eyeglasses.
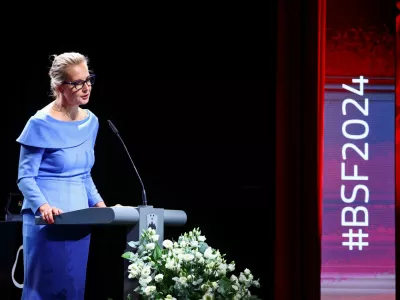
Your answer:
[63,74,95,90]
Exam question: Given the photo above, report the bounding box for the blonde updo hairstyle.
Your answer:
[48,52,89,99]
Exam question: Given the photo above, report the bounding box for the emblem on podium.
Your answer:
[147,213,157,230]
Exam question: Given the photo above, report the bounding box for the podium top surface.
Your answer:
[35,207,140,225]
[34,206,187,226]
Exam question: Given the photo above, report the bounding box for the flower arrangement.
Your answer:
[122,227,261,300]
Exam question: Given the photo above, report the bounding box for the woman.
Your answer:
[16,52,106,299]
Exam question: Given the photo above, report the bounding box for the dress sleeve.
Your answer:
[17,145,49,214]
[84,117,104,207]
[84,174,105,207]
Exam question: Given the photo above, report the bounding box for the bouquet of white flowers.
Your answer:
[122,227,261,300]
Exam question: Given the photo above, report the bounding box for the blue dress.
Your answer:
[16,109,104,300]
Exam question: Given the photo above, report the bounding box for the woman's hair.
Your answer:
[48,52,89,99]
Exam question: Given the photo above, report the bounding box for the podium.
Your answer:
[35,205,187,299]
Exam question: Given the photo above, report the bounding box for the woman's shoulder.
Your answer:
[16,107,99,149]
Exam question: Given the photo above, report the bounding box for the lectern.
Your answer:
[35,205,187,299]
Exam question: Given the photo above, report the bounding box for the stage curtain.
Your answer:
[274,0,325,299]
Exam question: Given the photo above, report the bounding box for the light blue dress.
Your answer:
[16,109,104,300]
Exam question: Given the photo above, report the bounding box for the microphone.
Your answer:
[107,120,147,206]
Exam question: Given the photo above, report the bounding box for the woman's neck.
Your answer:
[53,99,80,120]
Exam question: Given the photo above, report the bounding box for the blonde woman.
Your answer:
[16,52,106,299]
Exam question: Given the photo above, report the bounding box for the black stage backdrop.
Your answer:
[1,5,273,300]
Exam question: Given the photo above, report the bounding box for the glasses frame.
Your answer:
[62,74,96,90]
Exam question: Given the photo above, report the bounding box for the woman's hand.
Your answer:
[94,201,106,208]
[39,203,63,224]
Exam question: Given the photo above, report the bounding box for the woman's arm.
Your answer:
[84,174,106,207]
[17,145,49,214]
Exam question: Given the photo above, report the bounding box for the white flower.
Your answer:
[239,274,246,283]
[228,263,235,271]
[218,264,227,272]
[244,278,253,288]
[202,291,214,300]
[179,277,188,286]
[204,247,215,259]
[151,234,160,242]
[182,253,194,262]
[173,248,183,255]
[165,258,176,270]
[123,227,260,299]
[252,279,260,288]
[127,263,141,278]
[206,262,215,269]
[141,266,151,277]
[128,263,139,271]
[144,285,156,295]
[146,243,155,250]
[162,240,173,249]
[177,253,184,262]
[139,276,152,286]
[217,269,226,276]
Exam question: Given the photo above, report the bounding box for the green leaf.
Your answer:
[155,243,162,259]
[152,250,157,262]
[121,251,134,259]
[151,243,163,262]
[217,277,232,296]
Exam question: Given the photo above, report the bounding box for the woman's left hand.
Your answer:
[94,201,106,208]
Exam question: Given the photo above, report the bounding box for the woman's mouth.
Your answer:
[81,94,89,100]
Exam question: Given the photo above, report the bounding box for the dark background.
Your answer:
[2,5,274,300]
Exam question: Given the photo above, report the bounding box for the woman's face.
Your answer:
[59,62,94,106]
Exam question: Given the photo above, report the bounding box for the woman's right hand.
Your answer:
[39,204,63,224]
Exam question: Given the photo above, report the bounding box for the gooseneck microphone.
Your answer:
[107,120,147,206]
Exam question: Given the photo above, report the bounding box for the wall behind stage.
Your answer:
[2,9,273,300]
